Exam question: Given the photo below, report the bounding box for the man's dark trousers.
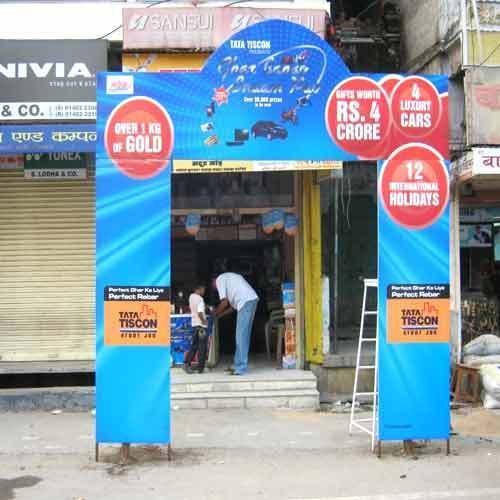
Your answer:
[185,326,208,372]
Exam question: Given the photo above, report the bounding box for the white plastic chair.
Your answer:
[264,309,285,362]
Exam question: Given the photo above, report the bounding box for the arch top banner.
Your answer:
[97,19,448,170]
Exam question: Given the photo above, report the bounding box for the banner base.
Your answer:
[376,438,451,459]
[95,442,173,463]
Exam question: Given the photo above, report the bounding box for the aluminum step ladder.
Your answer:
[349,278,378,451]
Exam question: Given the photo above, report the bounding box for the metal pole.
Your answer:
[333,176,340,353]
[461,0,468,66]
[470,0,484,64]
[371,289,379,452]
[119,443,130,465]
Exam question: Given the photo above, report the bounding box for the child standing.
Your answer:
[184,284,208,374]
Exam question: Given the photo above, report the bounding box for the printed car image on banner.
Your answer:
[377,144,451,441]
[96,18,450,446]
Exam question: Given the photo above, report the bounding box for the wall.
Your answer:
[465,66,500,146]
[399,0,461,74]
[399,0,465,153]
[466,1,500,65]
[311,363,374,399]
[399,0,440,69]
[468,31,500,66]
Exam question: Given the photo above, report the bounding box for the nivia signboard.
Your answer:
[0,40,107,121]
[24,152,87,180]
[96,19,451,451]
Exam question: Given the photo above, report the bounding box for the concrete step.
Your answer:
[0,386,320,412]
[0,387,95,412]
[169,369,319,409]
[171,378,317,394]
[172,388,320,410]
[170,370,319,409]
[0,370,320,412]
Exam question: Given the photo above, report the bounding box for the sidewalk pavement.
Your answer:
[0,408,499,500]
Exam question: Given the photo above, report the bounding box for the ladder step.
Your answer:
[354,392,376,396]
[359,365,375,369]
[351,421,373,435]
[364,311,377,316]
[361,338,376,342]
[353,418,374,423]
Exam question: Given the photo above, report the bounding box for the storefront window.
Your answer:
[459,208,500,345]
[320,162,377,354]
[460,223,494,292]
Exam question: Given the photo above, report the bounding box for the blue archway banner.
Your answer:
[96,19,450,448]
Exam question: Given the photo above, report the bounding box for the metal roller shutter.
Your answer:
[0,165,95,361]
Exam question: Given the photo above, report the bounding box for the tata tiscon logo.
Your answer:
[0,62,93,79]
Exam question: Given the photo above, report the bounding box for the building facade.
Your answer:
[400,0,500,358]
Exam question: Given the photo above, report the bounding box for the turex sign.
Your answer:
[123,7,326,50]
[0,41,107,121]
[24,152,87,180]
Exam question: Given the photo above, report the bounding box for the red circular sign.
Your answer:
[356,76,402,160]
[379,74,403,99]
[325,76,391,157]
[379,144,449,230]
[391,76,441,139]
[104,97,174,180]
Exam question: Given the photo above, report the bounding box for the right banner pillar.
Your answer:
[377,143,451,441]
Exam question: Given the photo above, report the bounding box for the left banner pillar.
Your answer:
[96,75,174,445]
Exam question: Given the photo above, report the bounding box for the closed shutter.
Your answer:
[0,164,95,361]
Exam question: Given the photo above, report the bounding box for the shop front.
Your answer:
[0,40,107,362]
[170,170,296,366]
[454,147,500,351]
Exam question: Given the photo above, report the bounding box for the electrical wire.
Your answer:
[223,0,263,7]
[346,172,351,230]
[340,168,345,224]
[477,41,500,67]
[97,25,123,40]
